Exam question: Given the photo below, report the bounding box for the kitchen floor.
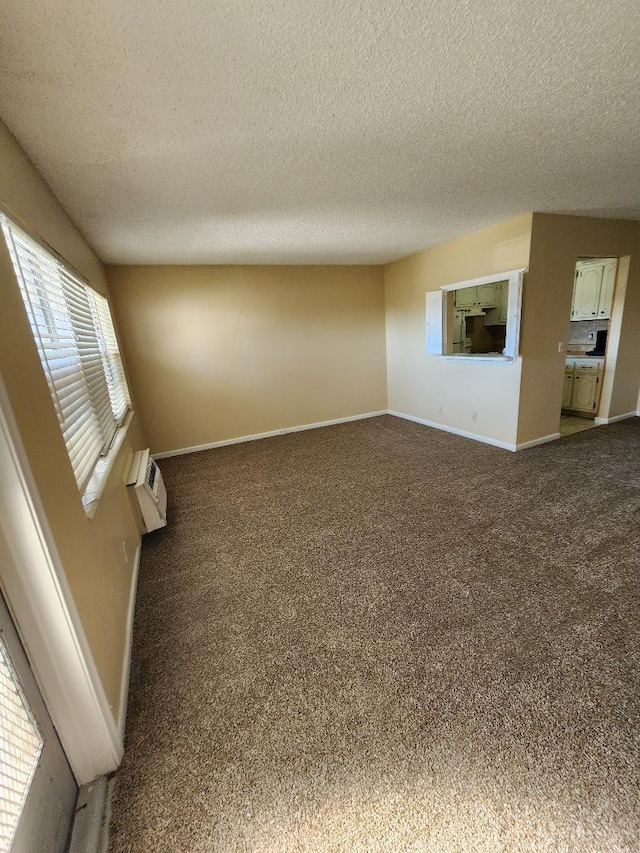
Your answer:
[560,415,598,436]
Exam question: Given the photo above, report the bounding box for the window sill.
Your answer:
[442,354,516,363]
[82,411,134,518]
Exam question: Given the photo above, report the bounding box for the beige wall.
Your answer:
[2,115,637,736]
[519,214,640,444]
[107,265,387,455]
[0,121,146,721]
[384,214,532,447]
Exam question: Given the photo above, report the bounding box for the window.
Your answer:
[426,268,524,361]
[1,214,130,499]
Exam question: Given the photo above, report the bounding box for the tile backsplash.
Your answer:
[568,319,609,346]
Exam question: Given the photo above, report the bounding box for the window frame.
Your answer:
[1,213,131,508]
[426,268,525,361]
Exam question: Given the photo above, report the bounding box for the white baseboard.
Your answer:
[153,407,586,462]
[118,542,141,739]
[387,410,518,451]
[515,432,561,450]
[595,412,637,425]
[152,411,388,459]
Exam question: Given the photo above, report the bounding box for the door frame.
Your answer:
[560,256,633,428]
[596,256,631,423]
[0,372,122,785]
[0,588,78,852]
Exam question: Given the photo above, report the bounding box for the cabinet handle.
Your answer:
[592,311,596,315]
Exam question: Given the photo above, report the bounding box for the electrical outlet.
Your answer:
[588,332,595,340]
[557,341,564,353]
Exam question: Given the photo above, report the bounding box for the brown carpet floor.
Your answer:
[108,415,640,852]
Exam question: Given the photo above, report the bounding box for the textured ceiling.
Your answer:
[0,0,639,265]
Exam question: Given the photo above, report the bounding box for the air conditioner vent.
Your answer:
[147,461,157,491]
[127,449,167,533]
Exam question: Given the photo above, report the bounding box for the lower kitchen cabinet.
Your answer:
[571,372,600,412]
[563,359,603,414]
[563,368,574,408]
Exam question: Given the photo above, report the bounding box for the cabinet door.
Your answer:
[598,260,617,319]
[475,282,498,307]
[455,287,476,308]
[562,369,574,408]
[572,265,603,320]
[498,281,509,323]
[570,373,599,412]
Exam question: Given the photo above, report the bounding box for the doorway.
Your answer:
[0,570,77,852]
[559,257,617,436]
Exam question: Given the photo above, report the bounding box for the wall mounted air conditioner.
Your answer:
[126,449,167,532]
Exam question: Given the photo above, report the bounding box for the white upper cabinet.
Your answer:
[454,281,500,310]
[571,259,617,321]
[475,282,498,307]
[454,287,479,308]
[498,281,509,322]
[598,260,617,319]
[484,281,509,325]
[572,263,603,319]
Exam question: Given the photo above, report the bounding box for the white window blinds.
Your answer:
[1,214,131,494]
[89,289,130,423]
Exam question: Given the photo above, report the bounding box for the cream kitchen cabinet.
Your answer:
[484,281,509,326]
[475,282,498,308]
[455,287,478,309]
[571,259,617,321]
[563,359,603,414]
[598,260,617,319]
[562,365,574,408]
[571,370,600,411]
[454,282,498,309]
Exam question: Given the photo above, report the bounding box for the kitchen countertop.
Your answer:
[566,354,604,363]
